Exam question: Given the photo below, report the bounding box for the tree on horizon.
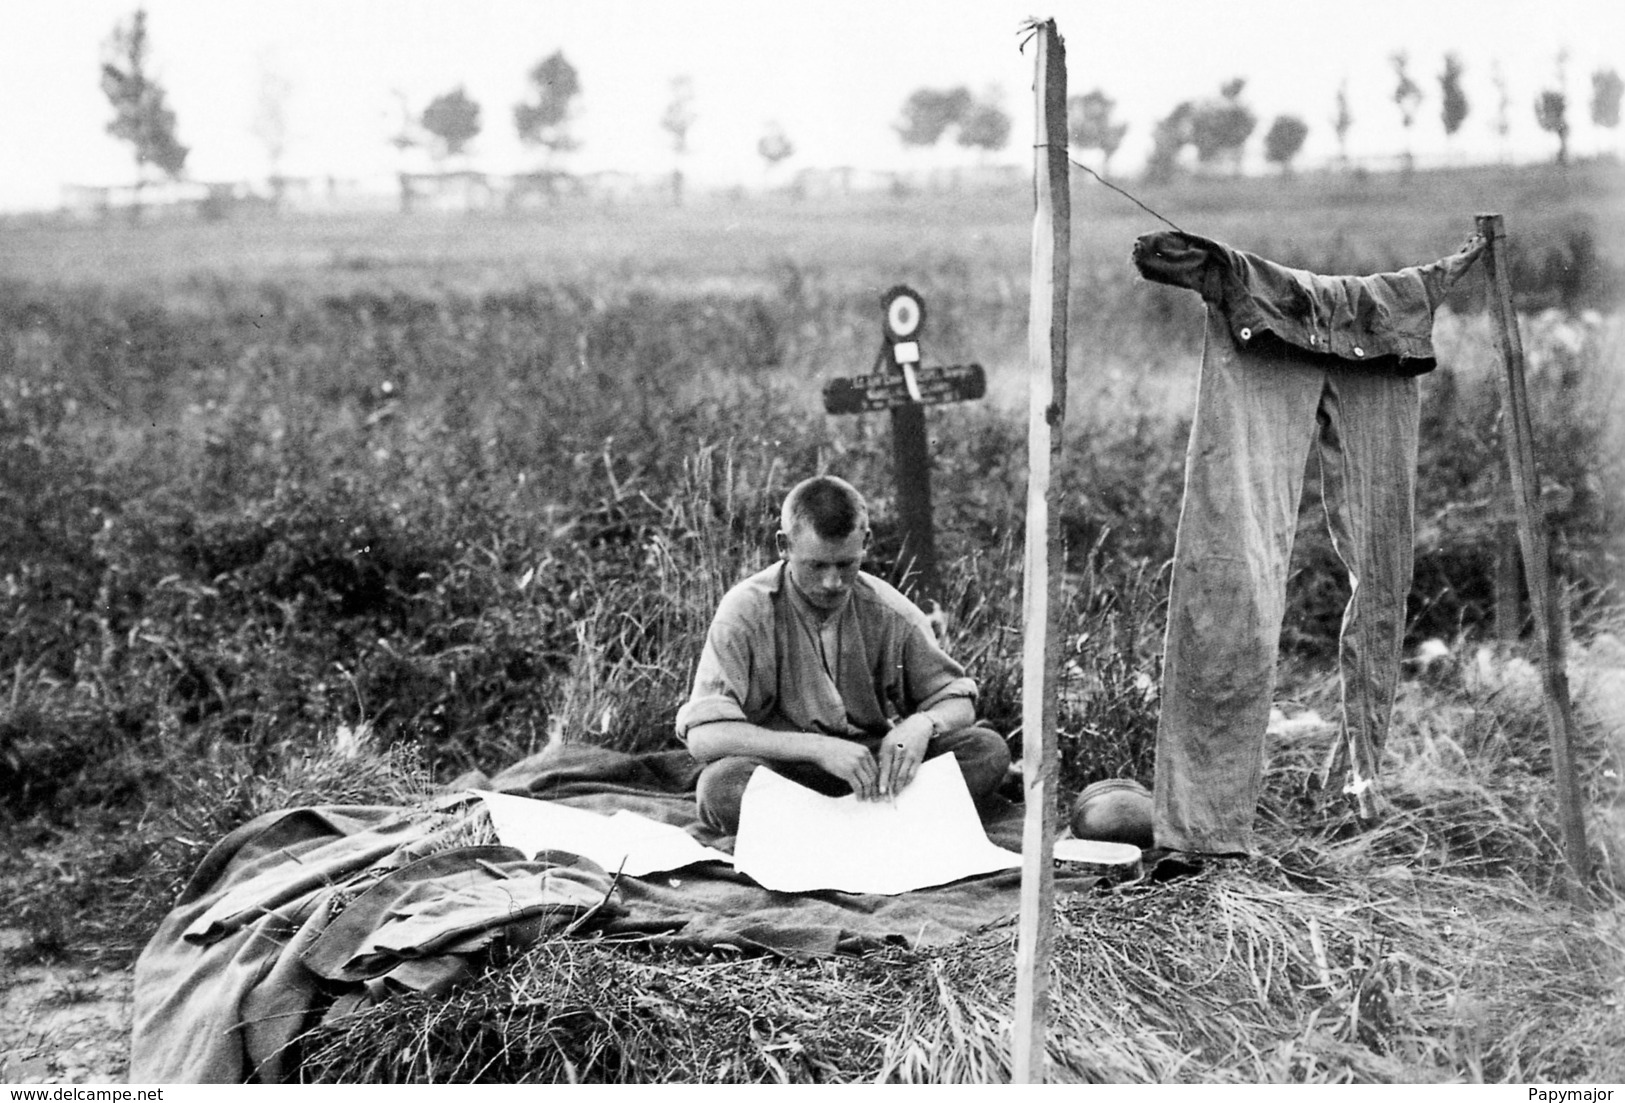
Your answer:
[956,91,1011,159]
[1536,90,1570,166]
[1536,50,1571,166]
[1190,78,1256,174]
[1489,61,1513,162]
[661,76,696,205]
[1391,52,1423,173]
[1439,53,1469,147]
[895,87,972,149]
[1144,101,1194,183]
[1068,88,1128,177]
[250,61,293,205]
[514,51,582,169]
[1591,68,1622,156]
[1264,115,1309,175]
[421,87,481,164]
[1331,79,1353,167]
[757,121,794,189]
[100,7,188,216]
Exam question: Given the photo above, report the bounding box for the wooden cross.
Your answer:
[822,285,985,604]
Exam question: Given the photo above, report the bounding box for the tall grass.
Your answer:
[1,191,1620,817]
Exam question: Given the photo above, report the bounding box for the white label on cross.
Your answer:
[902,363,924,402]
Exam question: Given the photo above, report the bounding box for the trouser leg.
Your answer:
[1314,369,1419,817]
[1153,320,1323,854]
[695,756,765,834]
[695,755,857,834]
[927,724,1012,805]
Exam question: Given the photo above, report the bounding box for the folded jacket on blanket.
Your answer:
[131,795,616,1084]
[1132,230,1483,852]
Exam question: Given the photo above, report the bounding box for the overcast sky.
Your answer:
[2,0,1621,210]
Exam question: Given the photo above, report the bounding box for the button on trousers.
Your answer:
[1153,313,1418,854]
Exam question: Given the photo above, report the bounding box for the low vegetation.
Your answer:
[1,161,1621,1081]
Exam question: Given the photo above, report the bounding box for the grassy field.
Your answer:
[1,159,1622,1083]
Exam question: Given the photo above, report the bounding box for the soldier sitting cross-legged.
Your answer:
[677,475,1010,835]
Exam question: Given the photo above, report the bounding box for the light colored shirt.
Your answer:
[675,562,977,743]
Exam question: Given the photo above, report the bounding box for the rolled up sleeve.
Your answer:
[902,619,978,714]
[674,591,758,742]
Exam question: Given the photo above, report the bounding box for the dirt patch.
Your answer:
[0,930,132,1085]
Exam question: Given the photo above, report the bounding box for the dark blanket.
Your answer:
[131,745,1100,1083]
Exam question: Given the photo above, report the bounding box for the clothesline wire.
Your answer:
[1064,151,1187,234]
[1014,23,1185,234]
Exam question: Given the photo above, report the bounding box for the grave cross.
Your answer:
[822,285,985,604]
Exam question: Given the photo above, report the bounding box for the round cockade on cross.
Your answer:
[882,285,926,342]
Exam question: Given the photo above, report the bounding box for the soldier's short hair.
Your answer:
[780,475,868,540]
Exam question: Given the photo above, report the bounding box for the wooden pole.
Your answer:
[1013,18,1069,1083]
[1476,212,1592,901]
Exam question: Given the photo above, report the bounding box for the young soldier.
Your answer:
[677,475,1009,834]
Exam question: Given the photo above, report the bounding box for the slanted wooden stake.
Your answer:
[1477,212,1592,902]
[1013,17,1069,1083]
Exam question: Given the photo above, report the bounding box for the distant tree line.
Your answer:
[96,5,1625,209]
[1097,48,1623,183]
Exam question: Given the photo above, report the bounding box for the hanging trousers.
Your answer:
[1152,311,1419,855]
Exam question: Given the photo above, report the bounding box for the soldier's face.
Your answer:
[778,524,868,613]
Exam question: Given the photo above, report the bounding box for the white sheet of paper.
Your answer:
[479,792,730,877]
[732,754,1021,895]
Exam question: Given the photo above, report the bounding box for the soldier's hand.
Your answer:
[877,722,931,799]
[815,736,881,801]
